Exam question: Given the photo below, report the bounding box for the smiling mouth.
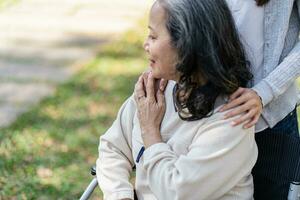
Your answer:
[149,59,155,65]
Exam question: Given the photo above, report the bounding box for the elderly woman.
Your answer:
[96,0,258,199]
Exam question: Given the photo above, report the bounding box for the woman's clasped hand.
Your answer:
[134,72,168,148]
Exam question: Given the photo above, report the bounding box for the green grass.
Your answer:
[0,18,148,199]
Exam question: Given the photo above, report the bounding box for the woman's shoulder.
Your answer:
[200,95,254,134]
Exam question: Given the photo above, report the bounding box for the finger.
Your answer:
[229,87,245,101]
[217,104,225,112]
[156,89,165,107]
[134,76,145,101]
[243,114,260,129]
[159,79,168,91]
[223,104,249,119]
[146,72,155,102]
[134,76,143,92]
[231,110,256,126]
[142,72,149,95]
[142,71,149,83]
[219,95,247,112]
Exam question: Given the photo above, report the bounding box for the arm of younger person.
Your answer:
[219,3,300,127]
[252,42,300,107]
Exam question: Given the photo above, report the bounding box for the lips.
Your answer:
[149,59,155,67]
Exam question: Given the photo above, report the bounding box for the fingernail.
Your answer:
[243,124,250,129]
[160,81,164,90]
[231,121,236,126]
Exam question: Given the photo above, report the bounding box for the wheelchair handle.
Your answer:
[79,166,98,200]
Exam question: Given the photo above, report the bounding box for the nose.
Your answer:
[143,40,149,53]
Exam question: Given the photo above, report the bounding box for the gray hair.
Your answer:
[156,0,253,121]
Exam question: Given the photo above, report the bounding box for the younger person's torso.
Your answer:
[226,0,268,132]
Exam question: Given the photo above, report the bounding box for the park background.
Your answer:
[0,0,299,199]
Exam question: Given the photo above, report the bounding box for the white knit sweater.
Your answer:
[97,81,258,200]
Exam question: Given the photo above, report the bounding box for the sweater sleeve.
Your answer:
[142,114,257,200]
[252,18,300,106]
[96,95,136,200]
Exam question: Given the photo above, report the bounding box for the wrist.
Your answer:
[141,126,160,136]
[252,81,273,107]
[252,89,263,108]
[144,138,162,148]
[141,128,162,148]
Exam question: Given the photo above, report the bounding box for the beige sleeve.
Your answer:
[96,95,136,200]
[142,114,258,200]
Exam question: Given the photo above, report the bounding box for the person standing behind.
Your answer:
[220,0,300,199]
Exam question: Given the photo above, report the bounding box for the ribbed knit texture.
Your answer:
[251,0,300,129]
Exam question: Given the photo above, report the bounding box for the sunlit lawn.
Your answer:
[0,19,148,199]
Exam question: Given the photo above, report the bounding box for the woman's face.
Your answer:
[143,2,180,81]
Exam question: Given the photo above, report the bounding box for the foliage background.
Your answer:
[0,14,147,199]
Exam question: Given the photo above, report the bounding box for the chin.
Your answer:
[149,70,160,78]
[152,74,162,79]
[154,74,173,81]
[152,72,164,80]
[150,69,175,81]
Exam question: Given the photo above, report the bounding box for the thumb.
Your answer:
[156,89,165,106]
[159,79,168,91]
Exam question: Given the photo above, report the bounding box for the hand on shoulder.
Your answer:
[218,87,263,129]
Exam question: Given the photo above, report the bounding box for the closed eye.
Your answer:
[148,35,156,40]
